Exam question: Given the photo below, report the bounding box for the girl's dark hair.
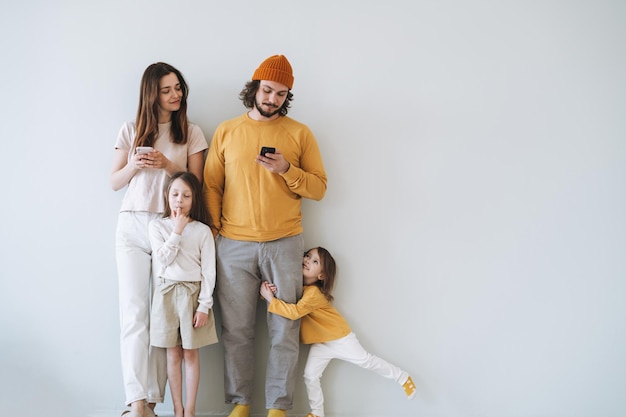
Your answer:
[133,62,189,150]
[239,80,293,117]
[163,172,211,227]
[309,246,337,302]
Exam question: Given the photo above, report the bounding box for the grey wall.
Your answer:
[0,1,624,416]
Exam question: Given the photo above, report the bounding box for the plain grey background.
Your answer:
[0,1,624,416]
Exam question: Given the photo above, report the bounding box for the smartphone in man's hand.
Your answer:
[260,146,275,157]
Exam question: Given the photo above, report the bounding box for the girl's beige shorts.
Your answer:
[150,279,218,349]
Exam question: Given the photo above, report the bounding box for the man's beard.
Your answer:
[255,100,281,118]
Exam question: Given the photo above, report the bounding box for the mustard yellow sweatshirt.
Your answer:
[203,113,327,241]
[268,285,351,344]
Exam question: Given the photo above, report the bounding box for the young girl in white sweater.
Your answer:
[260,247,416,417]
[149,172,218,417]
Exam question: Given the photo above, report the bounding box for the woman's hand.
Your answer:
[138,149,172,171]
[131,151,150,169]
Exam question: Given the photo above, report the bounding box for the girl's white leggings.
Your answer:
[303,332,408,417]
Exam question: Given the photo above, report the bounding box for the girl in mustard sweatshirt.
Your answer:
[260,247,416,417]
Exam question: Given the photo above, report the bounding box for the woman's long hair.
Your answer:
[132,62,189,150]
[239,80,293,117]
[163,172,211,227]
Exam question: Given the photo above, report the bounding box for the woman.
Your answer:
[111,62,208,417]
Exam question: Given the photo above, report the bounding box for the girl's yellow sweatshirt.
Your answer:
[268,285,351,344]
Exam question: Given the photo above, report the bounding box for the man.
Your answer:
[203,55,327,417]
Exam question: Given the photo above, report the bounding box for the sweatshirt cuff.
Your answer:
[279,162,297,182]
[166,232,182,246]
[196,303,210,315]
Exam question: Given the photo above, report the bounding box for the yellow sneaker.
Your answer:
[304,413,320,417]
[403,375,417,400]
[267,409,286,417]
[228,404,250,417]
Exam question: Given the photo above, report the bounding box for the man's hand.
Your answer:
[256,149,290,174]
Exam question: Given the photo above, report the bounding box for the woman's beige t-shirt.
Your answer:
[115,121,207,213]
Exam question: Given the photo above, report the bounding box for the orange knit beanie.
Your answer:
[252,55,294,89]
